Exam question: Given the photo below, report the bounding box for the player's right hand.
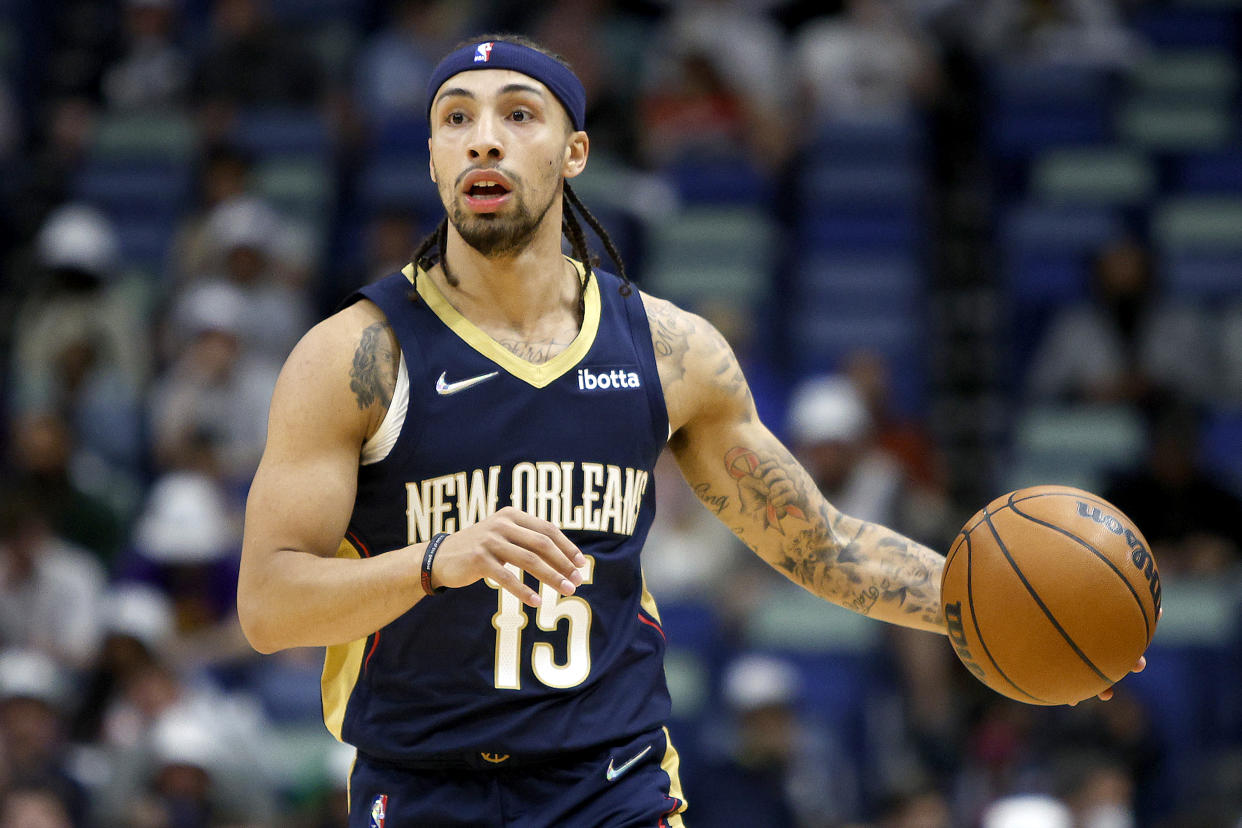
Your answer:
[425,507,586,606]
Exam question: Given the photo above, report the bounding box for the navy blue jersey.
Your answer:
[323,260,672,766]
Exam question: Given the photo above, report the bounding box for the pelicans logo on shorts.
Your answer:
[369,794,388,828]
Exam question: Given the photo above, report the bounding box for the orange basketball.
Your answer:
[941,485,1161,706]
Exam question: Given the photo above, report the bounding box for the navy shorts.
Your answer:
[348,727,688,828]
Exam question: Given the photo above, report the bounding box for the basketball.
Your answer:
[941,485,1161,706]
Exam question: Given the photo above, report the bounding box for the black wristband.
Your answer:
[421,532,449,596]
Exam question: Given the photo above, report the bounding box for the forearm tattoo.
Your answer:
[722,444,945,630]
[350,322,397,411]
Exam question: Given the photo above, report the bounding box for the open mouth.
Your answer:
[461,171,514,212]
[467,181,510,198]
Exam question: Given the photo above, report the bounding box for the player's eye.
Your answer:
[510,109,533,123]
[446,111,467,126]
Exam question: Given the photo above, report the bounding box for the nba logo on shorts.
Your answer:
[474,42,494,63]
[369,794,387,828]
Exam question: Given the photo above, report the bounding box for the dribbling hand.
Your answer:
[425,507,585,606]
[1087,607,1160,704]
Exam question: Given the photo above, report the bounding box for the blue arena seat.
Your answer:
[663,155,773,207]
[794,254,922,303]
[985,63,1114,156]
[798,208,919,253]
[355,154,442,218]
[1132,7,1238,50]
[1004,252,1090,309]
[1000,203,1124,256]
[798,161,923,207]
[368,113,431,155]
[232,108,334,158]
[1161,252,1242,301]
[75,161,193,216]
[789,305,925,415]
[809,111,926,163]
[1199,409,1242,498]
[112,214,178,273]
[1173,151,1242,193]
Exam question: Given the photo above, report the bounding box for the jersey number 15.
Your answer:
[486,556,596,690]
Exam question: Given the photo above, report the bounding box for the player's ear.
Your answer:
[428,139,437,184]
[563,131,588,180]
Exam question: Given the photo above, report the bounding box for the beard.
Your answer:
[446,170,560,259]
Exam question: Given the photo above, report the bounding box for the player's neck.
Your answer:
[434,221,580,336]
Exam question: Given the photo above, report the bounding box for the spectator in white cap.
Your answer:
[10,203,151,474]
[113,471,261,675]
[787,373,904,526]
[982,794,1073,828]
[168,195,312,365]
[115,473,242,634]
[150,280,281,486]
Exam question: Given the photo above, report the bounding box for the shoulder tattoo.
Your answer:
[349,321,398,411]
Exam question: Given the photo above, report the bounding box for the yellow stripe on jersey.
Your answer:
[640,570,662,625]
[402,259,601,389]
[661,726,688,826]
[321,537,367,741]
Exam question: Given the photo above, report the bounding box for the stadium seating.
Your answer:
[90,110,199,162]
[643,206,776,308]
[1005,404,1147,493]
[1200,408,1242,498]
[1029,147,1156,206]
[231,107,334,159]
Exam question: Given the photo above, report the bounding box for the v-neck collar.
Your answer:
[402,258,600,389]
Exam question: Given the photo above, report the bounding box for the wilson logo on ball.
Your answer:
[944,601,985,681]
[1076,502,1162,611]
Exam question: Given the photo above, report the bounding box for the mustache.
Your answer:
[453,165,520,189]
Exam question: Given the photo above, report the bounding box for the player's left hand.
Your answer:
[1092,655,1145,703]
[1081,606,1160,704]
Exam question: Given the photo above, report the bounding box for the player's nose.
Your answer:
[467,112,504,161]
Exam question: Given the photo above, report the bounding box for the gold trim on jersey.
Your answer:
[401,259,600,389]
[322,537,367,741]
[660,726,688,826]
[640,570,662,625]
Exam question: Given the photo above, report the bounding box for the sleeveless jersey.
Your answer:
[322,260,672,764]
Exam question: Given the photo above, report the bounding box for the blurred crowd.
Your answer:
[0,0,1240,826]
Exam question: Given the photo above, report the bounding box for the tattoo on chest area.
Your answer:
[495,338,574,365]
[350,322,397,410]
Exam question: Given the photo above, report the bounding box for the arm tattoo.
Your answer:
[349,322,397,411]
[645,297,693,388]
[692,483,730,515]
[725,444,945,631]
[646,296,752,411]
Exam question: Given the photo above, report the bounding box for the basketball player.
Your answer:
[237,34,1141,826]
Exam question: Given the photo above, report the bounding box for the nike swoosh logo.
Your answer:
[435,370,499,396]
[605,744,653,782]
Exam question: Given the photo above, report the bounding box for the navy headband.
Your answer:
[425,40,587,132]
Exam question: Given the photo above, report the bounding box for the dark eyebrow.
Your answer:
[435,83,546,109]
[435,87,475,107]
[499,83,545,99]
